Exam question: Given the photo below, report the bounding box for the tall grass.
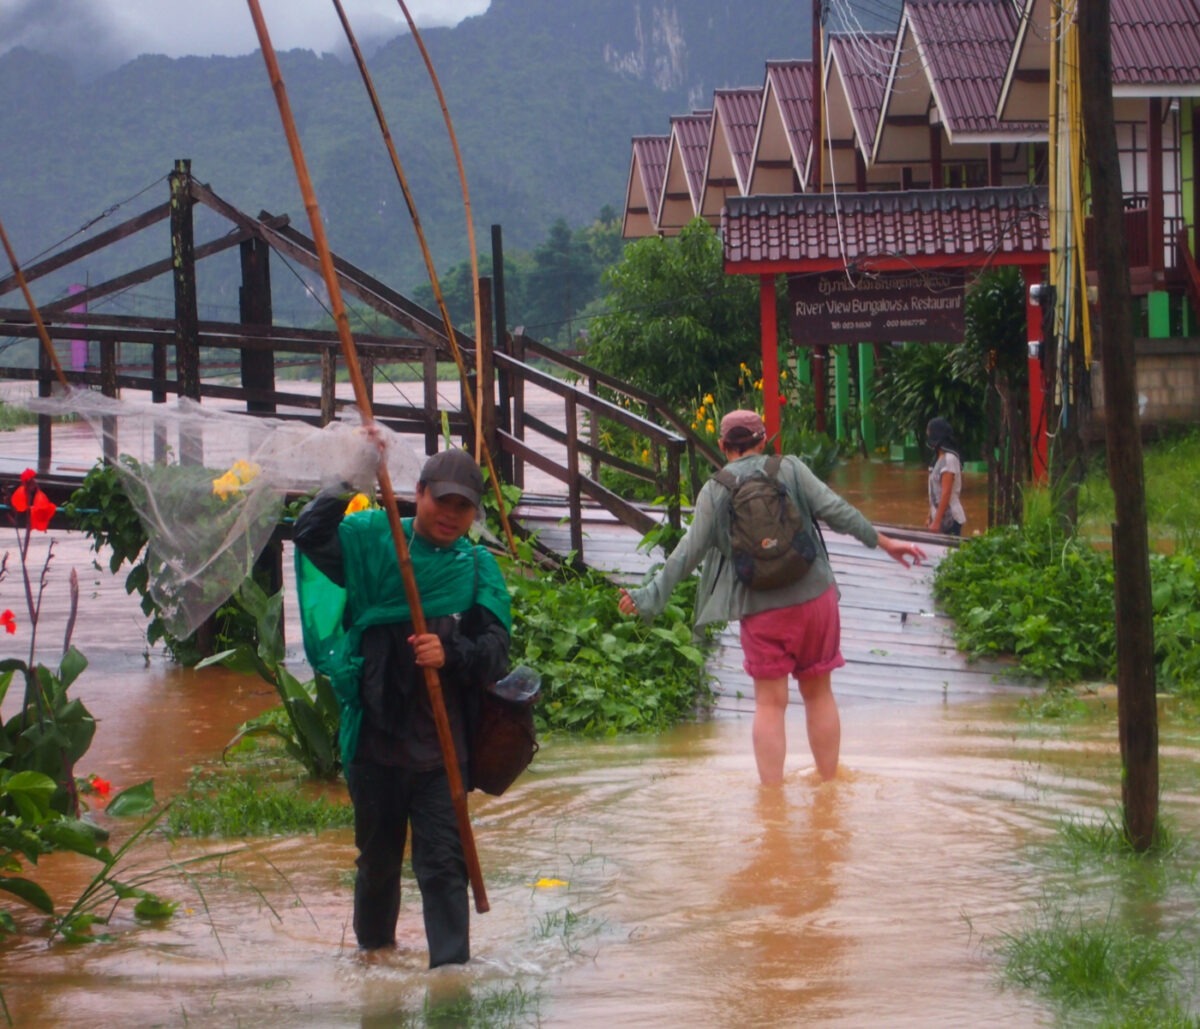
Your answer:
[1072,429,1200,553]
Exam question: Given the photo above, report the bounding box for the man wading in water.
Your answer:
[618,410,925,785]
[294,447,511,966]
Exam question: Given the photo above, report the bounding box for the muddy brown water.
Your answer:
[0,427,1186,1026]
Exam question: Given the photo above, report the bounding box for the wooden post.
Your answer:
[239,236,276,415]
[320,347,337,426]
[423,346,439,455]
[760,275,780,449]
[476,276,497,462]
[491,226,514,482]
[1079,0,1158,851]
[36,341,51,472]
[170,160,201,403]
[565,393,583,562]
[510,331,527,490]
[813,345,828,433]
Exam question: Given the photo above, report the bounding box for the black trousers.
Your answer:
[344,762,469,967]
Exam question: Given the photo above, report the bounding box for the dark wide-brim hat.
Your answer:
[420,448,484,507]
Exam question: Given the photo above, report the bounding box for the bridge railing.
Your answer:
[0,314,699,569]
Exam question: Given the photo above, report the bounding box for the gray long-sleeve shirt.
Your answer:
[628,452,878,627]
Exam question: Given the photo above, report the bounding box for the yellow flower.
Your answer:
[780,371,788,381]
[754,379,763,391]
[703,393,714,404]
[211,471,241,500]
[531,878,569,889]
[696,406,705,420]
[640,448,650,463]
[705,419,715,434]
[344,492,371,514]
[230,459,261,484]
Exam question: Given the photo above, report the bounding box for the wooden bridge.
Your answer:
[0,161,719,564]
[0,162,1028,709]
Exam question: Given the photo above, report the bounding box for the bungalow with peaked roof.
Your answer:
[699,87,763,222]
[747,60,814,196]
[619,0,1200,497]
[622,135,671,239]
[821,32,893,192]
[874,0,1044,188]
[656,110,713,235]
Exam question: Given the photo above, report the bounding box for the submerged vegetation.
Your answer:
[933,429,1200,694]
[995,808,1200,1026]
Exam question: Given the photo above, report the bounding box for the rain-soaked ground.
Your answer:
[3,452,1197,1026]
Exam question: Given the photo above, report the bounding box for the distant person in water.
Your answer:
[617,409,926,785]
[925,417,966,536]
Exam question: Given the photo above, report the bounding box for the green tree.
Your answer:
[523,218,600,344]
[584,218,760,407]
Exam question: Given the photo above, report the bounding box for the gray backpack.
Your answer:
[714,455,818,591]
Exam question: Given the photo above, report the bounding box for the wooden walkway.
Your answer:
[513,499,1030,716]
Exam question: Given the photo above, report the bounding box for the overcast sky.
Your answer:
[0,0,490,71]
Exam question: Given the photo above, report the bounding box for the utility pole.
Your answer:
[811,0,823,194]
[1077,0,1158,850]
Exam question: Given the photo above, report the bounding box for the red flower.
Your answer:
[88,775,112,798]
[0,610,15,635]
[9,470,56,531]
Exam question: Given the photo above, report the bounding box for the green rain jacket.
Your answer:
[295,508,512,763]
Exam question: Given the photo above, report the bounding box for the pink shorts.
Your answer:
[739,585,845,681]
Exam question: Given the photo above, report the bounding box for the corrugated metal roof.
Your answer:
[671,110,713,210]
[763,60,814,171]
[622,135,671,237]
[1111,0,1200,89]
[712,87,763,192]
[905,0,1040,139]
[827,32,892,149]
[633,136,670,217]
[722,186,1049,270]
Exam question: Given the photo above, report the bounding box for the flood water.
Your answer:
[0,449,1191,1026]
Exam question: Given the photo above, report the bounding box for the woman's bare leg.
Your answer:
[752,676,790,785]
[798,673,840,781]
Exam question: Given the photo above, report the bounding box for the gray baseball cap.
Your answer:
[420,448,484,507]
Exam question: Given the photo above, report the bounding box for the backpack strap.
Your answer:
[712,467,737,492]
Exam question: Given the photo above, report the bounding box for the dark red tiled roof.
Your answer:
[1112,0,1200,89]
[722,186,1050,271]
[670,110,713,210]
[903,0,1041,139]
[711,88,763,192]
[763,60,814,172]
[631,135,670,218]
[827,32,892,147]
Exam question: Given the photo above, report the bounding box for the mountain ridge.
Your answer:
[0,1,886,315]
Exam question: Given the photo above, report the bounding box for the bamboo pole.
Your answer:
[391,1,488,461]
[0,215,69,389]
[245,0,489,912]
[331,0,517,558]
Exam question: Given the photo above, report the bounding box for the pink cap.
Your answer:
[718,409,766,445]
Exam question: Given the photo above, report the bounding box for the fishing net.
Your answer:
[25,390,426,639]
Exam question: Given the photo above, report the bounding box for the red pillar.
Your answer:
[1025,278,1049,483]
[760,274,781,451]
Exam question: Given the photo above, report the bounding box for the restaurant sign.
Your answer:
[788,270,965,345]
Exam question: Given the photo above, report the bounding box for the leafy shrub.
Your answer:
[933,522,1116,683]
[1148,551,1200,697]
[935,521,1200,693]
[504,559,713,736]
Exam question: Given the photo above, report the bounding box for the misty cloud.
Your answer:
[0,0,489,74]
